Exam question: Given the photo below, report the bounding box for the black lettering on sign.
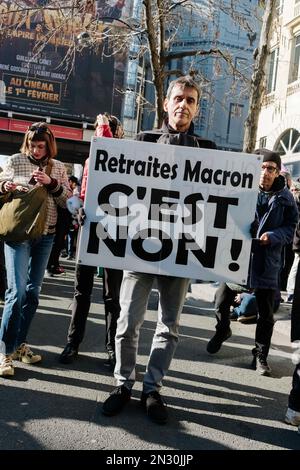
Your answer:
[182,193,204,225]
[95,150,108,171]
[208,195,239,229]
[131,229,173,262]
[176,234,218,268]
[98,183,134,217]
[87,222,100,254]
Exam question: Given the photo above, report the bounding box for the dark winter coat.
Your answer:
[291,222,300,341]
[293,219,300,253]
[250,175,298,290]
[136,120,217,149]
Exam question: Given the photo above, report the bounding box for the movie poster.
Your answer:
[0,1,133,122]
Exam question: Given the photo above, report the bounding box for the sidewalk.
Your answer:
[187,281,291,346]
[1,262,299,451]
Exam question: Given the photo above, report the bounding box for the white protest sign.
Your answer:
[77,137,261,283]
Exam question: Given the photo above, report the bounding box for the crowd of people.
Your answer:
[0,76,300,431]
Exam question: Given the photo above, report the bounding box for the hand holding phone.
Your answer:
[28,167,42,185]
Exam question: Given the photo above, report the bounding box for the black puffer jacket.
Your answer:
[292,221,300,341]
[136,119,217,149]
[293,220,300,253]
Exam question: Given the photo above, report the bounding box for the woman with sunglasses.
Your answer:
[0,122,72,377]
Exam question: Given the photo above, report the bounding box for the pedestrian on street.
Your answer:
[0,122,71,377]
[207,149,298,376]
[102,76,216,424]
[59,113,124,368]
[65,175,80,260]
[285,180,300,303]
[285,219,300,429]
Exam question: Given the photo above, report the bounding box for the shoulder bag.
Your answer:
[0,161,52,242]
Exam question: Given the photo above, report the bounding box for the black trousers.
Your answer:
[254,288,275,357]
[47,208,71,270]
[67,263,122,352]
[288,255,300,411]
[103,268,123,353]
[214,282,236,329]
[214,283,275,357]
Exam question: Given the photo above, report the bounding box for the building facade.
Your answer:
[257,0,300,177]
[131,0,260,151]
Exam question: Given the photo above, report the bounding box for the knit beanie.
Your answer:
[255,148,281,170]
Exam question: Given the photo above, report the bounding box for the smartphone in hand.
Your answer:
[28,167,42,185]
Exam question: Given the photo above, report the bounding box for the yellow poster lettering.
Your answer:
[10,77,22,86]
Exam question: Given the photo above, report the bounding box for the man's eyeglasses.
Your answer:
[261,165,278,174]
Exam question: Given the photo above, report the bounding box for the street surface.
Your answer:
[0,260,300,451]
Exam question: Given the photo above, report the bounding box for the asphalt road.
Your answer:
[0,260,300,451]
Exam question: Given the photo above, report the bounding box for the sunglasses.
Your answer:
[28,124,52,135]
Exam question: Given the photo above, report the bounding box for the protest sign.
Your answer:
[77,137,261,283]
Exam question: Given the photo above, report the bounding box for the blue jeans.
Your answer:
[0,234,54,354]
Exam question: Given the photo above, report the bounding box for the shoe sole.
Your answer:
[140,399,168,425]
[256,368,271,376]
[13,355,42,364]
[206,330,232,354]
[285,417,300,426]
[237,315,257,323]
[0,368,14,377]
[102,398,131,416]
[21,357,42,364]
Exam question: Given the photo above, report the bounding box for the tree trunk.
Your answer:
[243,0,277,153]
[143,0,166,128]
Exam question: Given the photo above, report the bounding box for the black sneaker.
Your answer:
[206,327,232,354]
[251,353,271,376]
[102,385,131,416]
[59,343,78,364]
[141,391,168,424]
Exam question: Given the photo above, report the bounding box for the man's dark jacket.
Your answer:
[250,175,298,290]
[136,120,216,149]
[291,221,300,341]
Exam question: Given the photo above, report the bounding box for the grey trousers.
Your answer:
[114,271,190,394]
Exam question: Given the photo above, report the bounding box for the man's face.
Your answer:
[260,161,279,191]
[163,84,199,132]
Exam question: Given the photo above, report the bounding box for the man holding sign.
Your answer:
[102,76,216,424]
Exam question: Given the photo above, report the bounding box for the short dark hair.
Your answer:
[21,122,57,159]
[68,175,78,185]
[106,113,122,137]
[94,112,123,137]
[255,148,281,170]
[166,76,201,103]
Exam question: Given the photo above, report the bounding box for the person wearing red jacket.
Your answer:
[59,114,123,367]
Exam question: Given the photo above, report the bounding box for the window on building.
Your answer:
[276,0,284,15]
[266,48,279,93]
[259,136,267,148]
[289,35,300,83]
[274,129,300,155]
[226,103,244,144]
[198,97,208,133]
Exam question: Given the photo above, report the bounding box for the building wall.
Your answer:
[257,0,300,177]
[135,0,260,150]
